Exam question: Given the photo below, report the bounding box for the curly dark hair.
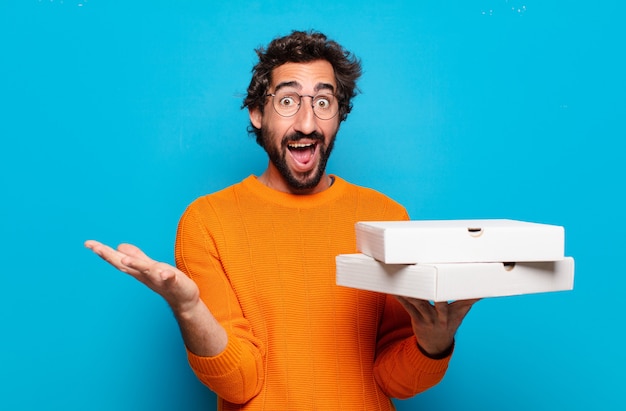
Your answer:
[243,30,362,144]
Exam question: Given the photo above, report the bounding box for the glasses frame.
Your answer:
[265,92,340,120]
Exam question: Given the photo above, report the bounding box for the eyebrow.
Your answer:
[274,81,336,94]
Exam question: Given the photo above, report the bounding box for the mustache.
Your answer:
[282,131,324,145]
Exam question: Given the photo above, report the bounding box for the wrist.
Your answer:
[171,298,204,321]
[172,298,228,357]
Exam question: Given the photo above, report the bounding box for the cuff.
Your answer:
[417,339,455,360]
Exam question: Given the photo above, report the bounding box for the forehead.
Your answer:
[270,60,336,91]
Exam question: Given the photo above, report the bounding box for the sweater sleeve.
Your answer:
[373,294,451,399]
[174,200,265,404]
[369,201,451,398]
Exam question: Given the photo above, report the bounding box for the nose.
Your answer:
[292,97,318,135]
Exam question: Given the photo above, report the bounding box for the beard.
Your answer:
[260,129,336,191]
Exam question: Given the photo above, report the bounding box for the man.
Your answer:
[86,30,477,410]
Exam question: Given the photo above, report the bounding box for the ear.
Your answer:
[249,107,263,130]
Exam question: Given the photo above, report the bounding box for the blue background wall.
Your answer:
[2,1,624,410]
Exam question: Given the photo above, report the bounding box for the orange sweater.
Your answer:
[174,175,450,410]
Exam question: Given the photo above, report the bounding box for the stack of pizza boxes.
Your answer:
[336,220,574,301]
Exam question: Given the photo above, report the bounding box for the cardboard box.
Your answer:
[356,219,565,264]
[336,253,575,301]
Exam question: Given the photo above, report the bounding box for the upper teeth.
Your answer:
[289,143,313,148]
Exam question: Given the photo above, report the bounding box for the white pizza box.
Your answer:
[356,219,565,264]
[336,253,575,302]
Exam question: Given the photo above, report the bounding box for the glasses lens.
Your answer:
[274,92,300,117]
[272,92,338,120]
[312,94,337,119]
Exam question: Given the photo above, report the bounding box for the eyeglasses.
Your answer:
[266,91,339,120]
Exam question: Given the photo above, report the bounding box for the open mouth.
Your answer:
[287,141,318,166]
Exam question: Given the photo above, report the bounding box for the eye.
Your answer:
[278,94,298,107]
[314,95,332,110]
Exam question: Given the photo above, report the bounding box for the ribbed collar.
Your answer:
[240,174,348,209]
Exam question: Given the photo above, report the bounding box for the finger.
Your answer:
[120,255,160,274]
[450,298,480,312]
[117,243,152,261]
[406,297,438,316]
[121,258,180,285]
[85,239,106,252]
[85,240,120,260]
[85,240,139,275]
[447,299,480,323]
[394,296,417,316]
[114,244,161,278]
[395,296,430,321]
